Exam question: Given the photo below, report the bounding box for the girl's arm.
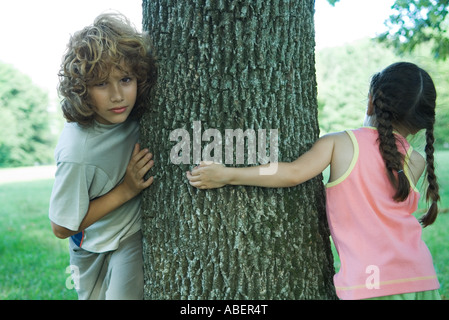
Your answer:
[51,143,154,239]
[187,134,335,189]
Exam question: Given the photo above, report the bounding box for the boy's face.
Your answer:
[88,66,137,125]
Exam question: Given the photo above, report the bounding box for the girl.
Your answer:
[187,62,441,300]
[49,13,157,299]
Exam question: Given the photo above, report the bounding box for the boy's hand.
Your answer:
[186,161,227,189]
[121,143,154,198]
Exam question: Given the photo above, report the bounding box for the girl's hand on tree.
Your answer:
[121,143,154,199]
[187,162,227,189]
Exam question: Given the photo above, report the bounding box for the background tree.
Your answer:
[0,61,54,167]
[329,0,449,60]
[379,0,449,60]
[140,0,336,299]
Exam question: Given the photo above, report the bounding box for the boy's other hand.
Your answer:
[122,143,154,198]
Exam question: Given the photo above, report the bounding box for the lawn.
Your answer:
[0,179,77,300]
[0,152,448,300]
[420,150,449,299]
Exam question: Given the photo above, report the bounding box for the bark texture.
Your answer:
[140,0,337,299]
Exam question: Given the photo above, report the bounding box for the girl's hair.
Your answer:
[58,13,157,126]
[369,62,439,227]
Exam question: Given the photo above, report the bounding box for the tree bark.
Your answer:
[140,0,337,299]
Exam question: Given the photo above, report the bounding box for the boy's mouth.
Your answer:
[110,107,127,114]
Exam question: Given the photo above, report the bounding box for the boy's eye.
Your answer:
[121,77,133,83]
[94,82,107,87]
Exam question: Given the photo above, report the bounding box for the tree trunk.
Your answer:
[140,0,337,300]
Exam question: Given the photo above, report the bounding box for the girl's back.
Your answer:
[327,129,425,187]
[325,127,438,300]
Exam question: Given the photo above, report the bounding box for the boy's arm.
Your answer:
[187,135,335,189]
[51,144,154,239]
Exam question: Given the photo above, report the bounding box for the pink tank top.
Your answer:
[325,127,439,299]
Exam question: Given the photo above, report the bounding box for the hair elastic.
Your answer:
[397,170,404,174]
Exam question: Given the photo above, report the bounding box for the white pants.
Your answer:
[69,231,144,300]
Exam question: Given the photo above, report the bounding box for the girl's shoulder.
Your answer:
[317,131,355,164]
[320,130,353,147]
[321,130,356,185]
[407,149,426,186]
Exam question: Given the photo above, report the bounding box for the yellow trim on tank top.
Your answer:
[403,146,419,192]
[326,130,359,188]
[325,127,419,192]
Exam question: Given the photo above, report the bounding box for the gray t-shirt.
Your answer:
[49,119,141,253]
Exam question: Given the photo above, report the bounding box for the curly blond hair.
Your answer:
[58,13,157,126]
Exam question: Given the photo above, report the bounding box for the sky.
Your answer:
[0,0,395,97]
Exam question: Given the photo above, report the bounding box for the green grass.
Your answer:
[0,152,448,299]
[420,151,449,299]
[0,179,77,300]
[422,214,449,300]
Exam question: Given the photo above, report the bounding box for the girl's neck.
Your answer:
[363,114,410,138]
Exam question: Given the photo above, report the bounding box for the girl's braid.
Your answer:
[420,129,440,226]
[370,62,439,227]
[374,92,411,202]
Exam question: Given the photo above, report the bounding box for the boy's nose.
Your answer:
[110,85,124,102]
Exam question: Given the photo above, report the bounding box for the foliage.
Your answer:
[326,0,340,5]
[379,0,449,60]
[316,39,397,134]
[0,61,55,167]
[316,38,449,149]
[328,0,449,60]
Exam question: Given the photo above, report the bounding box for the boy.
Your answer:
[49,13,157,299]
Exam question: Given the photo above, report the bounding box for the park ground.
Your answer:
[1,153,448,299]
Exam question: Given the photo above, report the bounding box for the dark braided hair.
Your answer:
[369,62,439,227]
